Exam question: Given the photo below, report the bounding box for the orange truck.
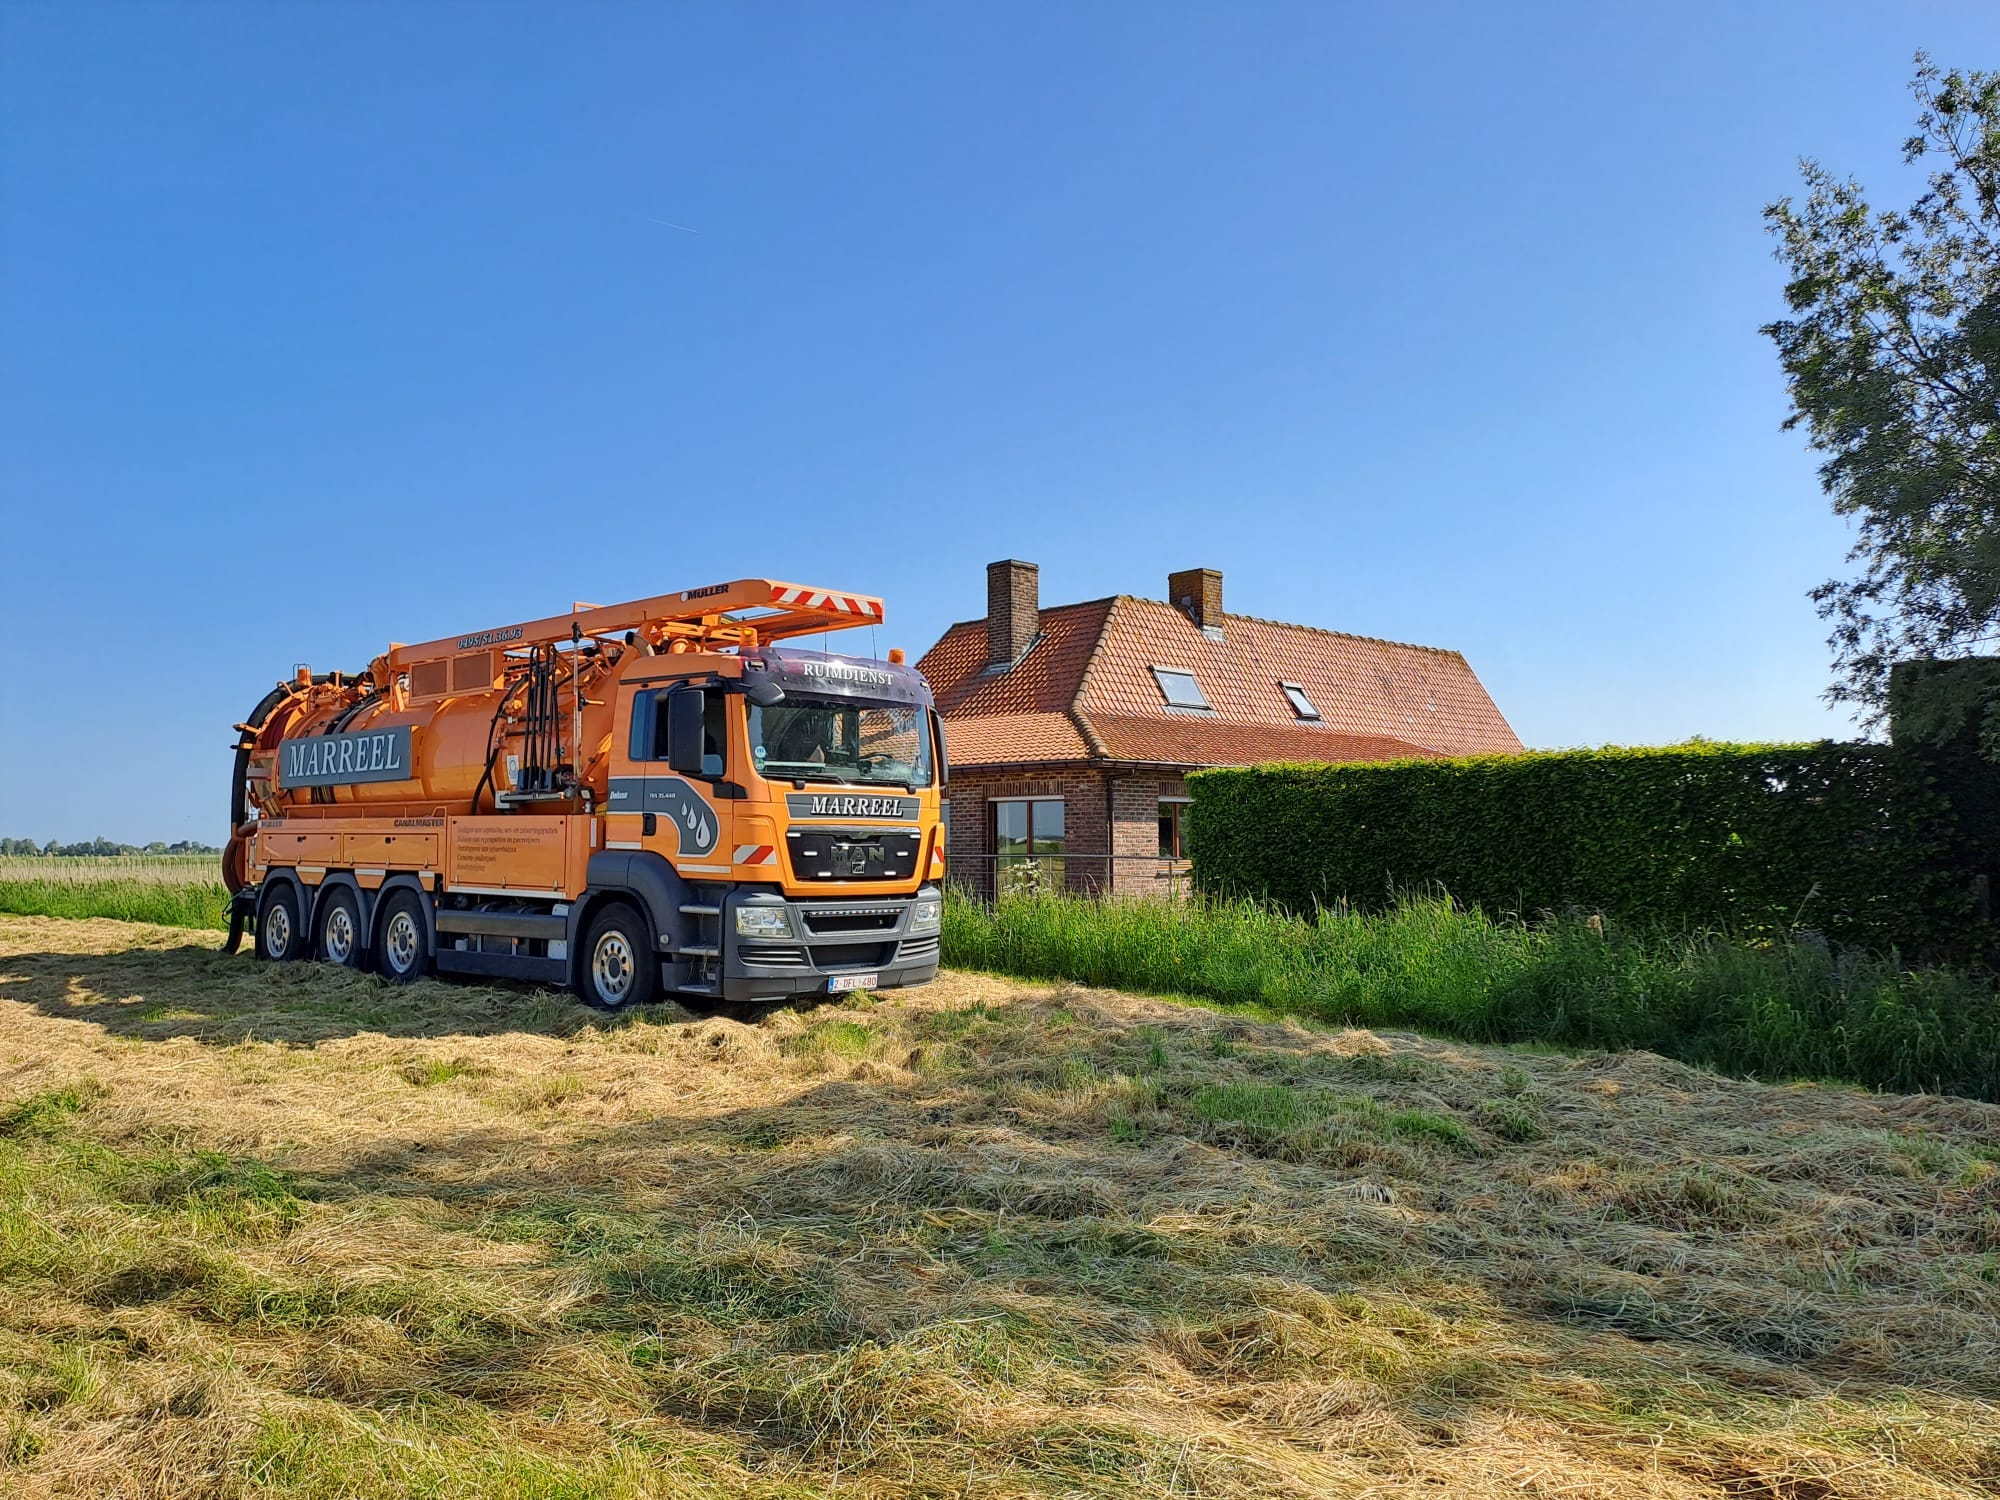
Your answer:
[223,580,946,1007]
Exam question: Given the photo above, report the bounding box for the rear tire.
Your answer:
[314,887,364,969]
[255,883,304,962]
[580,901,658,1010]
[374,890,433,984]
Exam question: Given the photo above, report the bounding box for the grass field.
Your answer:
[5,878,1997,1100]
[0,856,218,884]
[947,892,2000,1102]
[2,914,1998,1498]
[0,858,227,933]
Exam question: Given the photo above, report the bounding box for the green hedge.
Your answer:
[1186,743,1982,954]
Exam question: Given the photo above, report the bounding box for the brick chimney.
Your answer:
[1168,567,1224,631]
[986,559,1039,668]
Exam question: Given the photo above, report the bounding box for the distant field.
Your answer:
[0,855,218,884]
[0,863,228,931]
[1,912,1997,1499]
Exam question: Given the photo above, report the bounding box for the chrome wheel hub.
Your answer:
[592,930,635,1005]
[324,906,356,964]
[264,903,292,958]
[385,911,419,974]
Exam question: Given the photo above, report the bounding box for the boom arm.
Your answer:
[385,580,884,673]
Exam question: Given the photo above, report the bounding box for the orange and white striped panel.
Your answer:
[733,844,778,867]
[771,584,883,620]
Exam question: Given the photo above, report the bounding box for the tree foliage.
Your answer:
[0,837,220,857]
[1763,55,2000,737]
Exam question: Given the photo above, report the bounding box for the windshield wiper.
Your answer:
[762,763,855,786]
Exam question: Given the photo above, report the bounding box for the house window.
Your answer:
[994,797,1064,895]
[1152,666,1210,710]
[1158,798,1191,860]
[1280,682,1319,720]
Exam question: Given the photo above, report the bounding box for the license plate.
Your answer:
[827,972,878,993]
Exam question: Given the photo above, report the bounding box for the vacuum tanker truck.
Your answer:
[223,580,946,1008]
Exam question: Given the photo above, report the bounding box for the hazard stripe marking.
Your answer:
[771,585,883,619]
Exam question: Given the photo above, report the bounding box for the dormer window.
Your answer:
[1280,682,1319,720]
[1151,667,1210,710]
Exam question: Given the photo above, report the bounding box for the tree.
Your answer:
[1763,54,2000,748]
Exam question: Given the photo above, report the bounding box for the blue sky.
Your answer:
[3,2,1994,844]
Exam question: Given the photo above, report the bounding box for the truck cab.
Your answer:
[590,646,947,1005]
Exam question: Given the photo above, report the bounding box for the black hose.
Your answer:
[222,671,348,953]
[228,684,293,832]
[324,684,381,736]
[470,664,535,814]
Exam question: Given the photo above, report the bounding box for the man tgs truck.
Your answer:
[223,580,946,1008]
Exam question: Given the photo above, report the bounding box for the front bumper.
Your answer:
[696,888,942,1002]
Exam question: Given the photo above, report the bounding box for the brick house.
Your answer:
[916,560,1522,896]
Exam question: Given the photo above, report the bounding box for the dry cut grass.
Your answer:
[0,913,1997,1499]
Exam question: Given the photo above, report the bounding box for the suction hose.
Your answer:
[222,675,344,953]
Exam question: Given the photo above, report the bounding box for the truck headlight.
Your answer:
[735,905,793,939]
[909,895,942,933]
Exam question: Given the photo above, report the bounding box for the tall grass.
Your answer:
[7,869,1995,1099]
[942,890,2000,1100]
[0,878,229,931]
[0,855,218,885]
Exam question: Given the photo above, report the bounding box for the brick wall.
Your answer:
[943,766,1108,895]
[985,560,1040,666]
[944,766,1193,898]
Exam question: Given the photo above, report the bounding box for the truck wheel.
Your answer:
[581,901,658,1010]
[255,883,304,962]
[375,890,433,984]
[315,887,364,968]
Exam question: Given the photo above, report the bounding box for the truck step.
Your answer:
[676,981,719,996]
[679,944,720,958]
[678,904,721,916]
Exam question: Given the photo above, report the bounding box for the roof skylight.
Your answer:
[1152,667,1210,710]
[1280,683,1319,720]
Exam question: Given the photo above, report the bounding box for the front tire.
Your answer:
[315,887,364,969]
[255,884,304,962]
[580,901,658,1010]
[374,890,433,984]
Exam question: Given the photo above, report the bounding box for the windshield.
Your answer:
[749,695,934,788]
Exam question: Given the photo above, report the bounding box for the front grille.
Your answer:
[800,908,901,935]
[739,942,808,968]
[809,942,898,971]
[786,829,922,884]
[897,935,940,964]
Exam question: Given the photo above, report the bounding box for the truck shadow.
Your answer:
[0,941,787,1045]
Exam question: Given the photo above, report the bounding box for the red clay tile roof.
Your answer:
[942,712,1093,765]
[1082,715,1436,768]
[916,594,1519,769]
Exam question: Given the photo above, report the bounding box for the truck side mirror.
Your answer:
[744,678,785,708]
[666,687,707,777]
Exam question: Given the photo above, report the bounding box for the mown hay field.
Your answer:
[1,914,1997,1499]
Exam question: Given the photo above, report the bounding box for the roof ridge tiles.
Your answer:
[937,594,1128,636]
[1065,595,1132,758]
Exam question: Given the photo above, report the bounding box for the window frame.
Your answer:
[990,795,1066,892]
[1151,665,1211,711]
[627,685,728,778]
[1158,796,1192,861]
[1279,682,1320,720]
